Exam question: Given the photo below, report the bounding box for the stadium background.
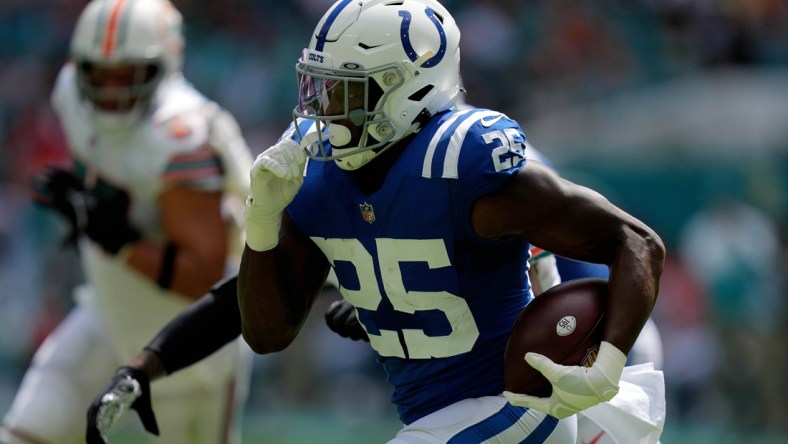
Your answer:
[0,0,787,442]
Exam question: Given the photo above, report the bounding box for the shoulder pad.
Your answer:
[419,108,527,180]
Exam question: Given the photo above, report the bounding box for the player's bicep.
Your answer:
[159,187,229,293]
[472,161,623,265]
[160,187,228,264]
[279,213,332,294]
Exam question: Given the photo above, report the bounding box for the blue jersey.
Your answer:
[286,108,533,424]
[556,257,609,281]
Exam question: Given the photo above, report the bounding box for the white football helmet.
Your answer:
[69,0,184,129]
[294,0,462,170]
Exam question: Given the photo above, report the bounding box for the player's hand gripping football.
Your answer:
[504,341,626,419]
[245,138,307,251]
[86,367,159,444]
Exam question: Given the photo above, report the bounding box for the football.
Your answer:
[504,277,608,397]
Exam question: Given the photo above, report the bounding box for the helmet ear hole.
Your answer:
[408,85,433,102]
[432,10,445,23]
[141,64,159,82]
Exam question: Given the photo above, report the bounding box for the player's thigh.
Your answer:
[544,414,576,444]
[388,395,576,444]
[150,377,241,444]
[146,340,251,444]
[2,304,118,443]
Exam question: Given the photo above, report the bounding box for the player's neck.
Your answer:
[347,136,412,195]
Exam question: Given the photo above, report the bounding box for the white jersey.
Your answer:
[51,62,252,386]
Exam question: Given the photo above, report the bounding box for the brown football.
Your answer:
[504,278,608,397]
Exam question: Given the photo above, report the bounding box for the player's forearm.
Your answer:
[603,223,665,354]
[122,239,225,299]
[238,246,304,353]
[143,276,243,374]
[129,349,167,382]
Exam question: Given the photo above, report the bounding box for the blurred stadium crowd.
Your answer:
[1,0,787,441]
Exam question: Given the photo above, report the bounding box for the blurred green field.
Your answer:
[104,407,402,444]
[102,410,788,444]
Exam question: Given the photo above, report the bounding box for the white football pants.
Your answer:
[1,303,249,444]
[388,394,576,443]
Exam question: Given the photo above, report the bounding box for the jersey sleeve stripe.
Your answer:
[279,121,298,142]
[528,246,552,263]
[280,119,317,144]
[443,110,501,179]
[422,109,473,178]
[163,148,223,187]
[163,163,222,181]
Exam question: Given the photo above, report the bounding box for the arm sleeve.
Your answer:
[448,110,528,242]
[161,145,224,192]
[144,276,242,374]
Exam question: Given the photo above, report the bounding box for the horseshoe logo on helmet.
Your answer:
[399,8,447,68]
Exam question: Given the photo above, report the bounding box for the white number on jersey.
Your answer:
[311,237,480,359]
[483,128,525,172]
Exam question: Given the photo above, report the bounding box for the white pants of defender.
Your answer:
[1,303,250,444]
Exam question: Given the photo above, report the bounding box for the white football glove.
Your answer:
[245,138,307,252]
[504,341,627,419]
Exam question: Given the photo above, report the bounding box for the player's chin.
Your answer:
[94,100,136,112]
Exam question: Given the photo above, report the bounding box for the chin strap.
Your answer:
[330,108,430,171]
[412,108,432,127]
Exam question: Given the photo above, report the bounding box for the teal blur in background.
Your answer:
[1,1,787,442]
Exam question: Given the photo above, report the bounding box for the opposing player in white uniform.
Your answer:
[238,0,665,443]
[1,1,253,443]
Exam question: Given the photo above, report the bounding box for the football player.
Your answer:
[1,1,253,443]
[323,145,667,444]
[327,147,666,366]
[84,0,665,442]
[238,0,665,442]
[523,147,664,372]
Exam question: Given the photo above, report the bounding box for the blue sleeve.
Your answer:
[555,256,609,280]
[278,119,318,144]
[453,111,527,202]
[447,110,528,242]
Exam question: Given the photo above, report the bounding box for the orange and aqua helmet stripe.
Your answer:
[92,0,134,57]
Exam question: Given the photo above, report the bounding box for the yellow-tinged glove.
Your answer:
[504,341,627,419]
[244,138,306,252]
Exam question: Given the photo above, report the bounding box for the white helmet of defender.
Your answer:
[294,0,462,170]
[69,0,184,129]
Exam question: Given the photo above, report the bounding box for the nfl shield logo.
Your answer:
[581,344,600,367]
[359,202,375,224]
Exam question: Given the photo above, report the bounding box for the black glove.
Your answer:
[31,166,140,254]
[86,366,159,444]
[325,299,369,342]
[31,166,84,224]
